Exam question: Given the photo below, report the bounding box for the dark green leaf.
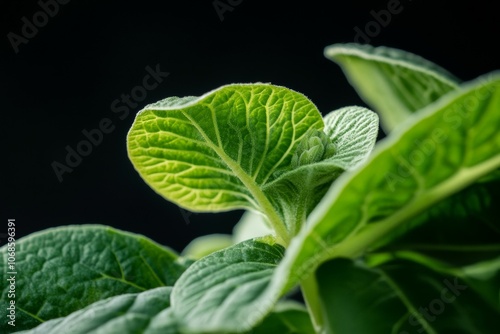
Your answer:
[0,225,188,332]
[371,179,500,266]
[316,257,500,334]
[17,287,178,334]
[252,301,315,334]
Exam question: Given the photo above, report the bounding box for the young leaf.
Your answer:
[171,237,285,333]
[325,43,460,131]
[323,106,379,169]
[263,106,378,235]
[316,257,500,334]
[0,225,188,332]
[16,287,178,334]
[127,83,324,241]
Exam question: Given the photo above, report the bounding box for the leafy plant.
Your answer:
[3,43,499,334]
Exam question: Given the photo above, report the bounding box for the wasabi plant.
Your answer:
[2,43,499,334]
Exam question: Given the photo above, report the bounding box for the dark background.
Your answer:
[2,0,499,253]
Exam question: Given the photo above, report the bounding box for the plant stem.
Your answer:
[301,273,324,333]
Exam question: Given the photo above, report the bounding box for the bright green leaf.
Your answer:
[171,237,285,333]
[17,287,178,334]
[127,83,324,242]
[263,106,378,235]
[0,225,188,332]
[325,43,460,131]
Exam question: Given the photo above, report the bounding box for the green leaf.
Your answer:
[171,237,285,333]
[127,83,324,242]
[20,289,315,334]
[281,72,500,286]
[181,233,234,260]
[316,257,500,334]
[263,106,378,235]
[17,287,178,334]
[0,225,188,332]
[251,301,315,334]
[316,258,404,334]
[325,43,460,131]
[323,106,379,169]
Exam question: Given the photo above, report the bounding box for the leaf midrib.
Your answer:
[326,153,500,261]
[180,110,290,245]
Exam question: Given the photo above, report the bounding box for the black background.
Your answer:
[2,0,499,253]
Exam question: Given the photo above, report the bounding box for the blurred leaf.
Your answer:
[317,257,500,334]
[325,43,460,131]
[181,234,233,260]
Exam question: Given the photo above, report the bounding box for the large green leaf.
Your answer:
[171,237,285,333]
[17,287,177,334]
[169,73,500,332]
[325,43,460,131]
[0,225,188,332]
[316,257,500,334]
[127,83,324,241]
[283,72,500,285]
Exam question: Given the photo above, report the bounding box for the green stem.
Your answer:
[301,273,324,333]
